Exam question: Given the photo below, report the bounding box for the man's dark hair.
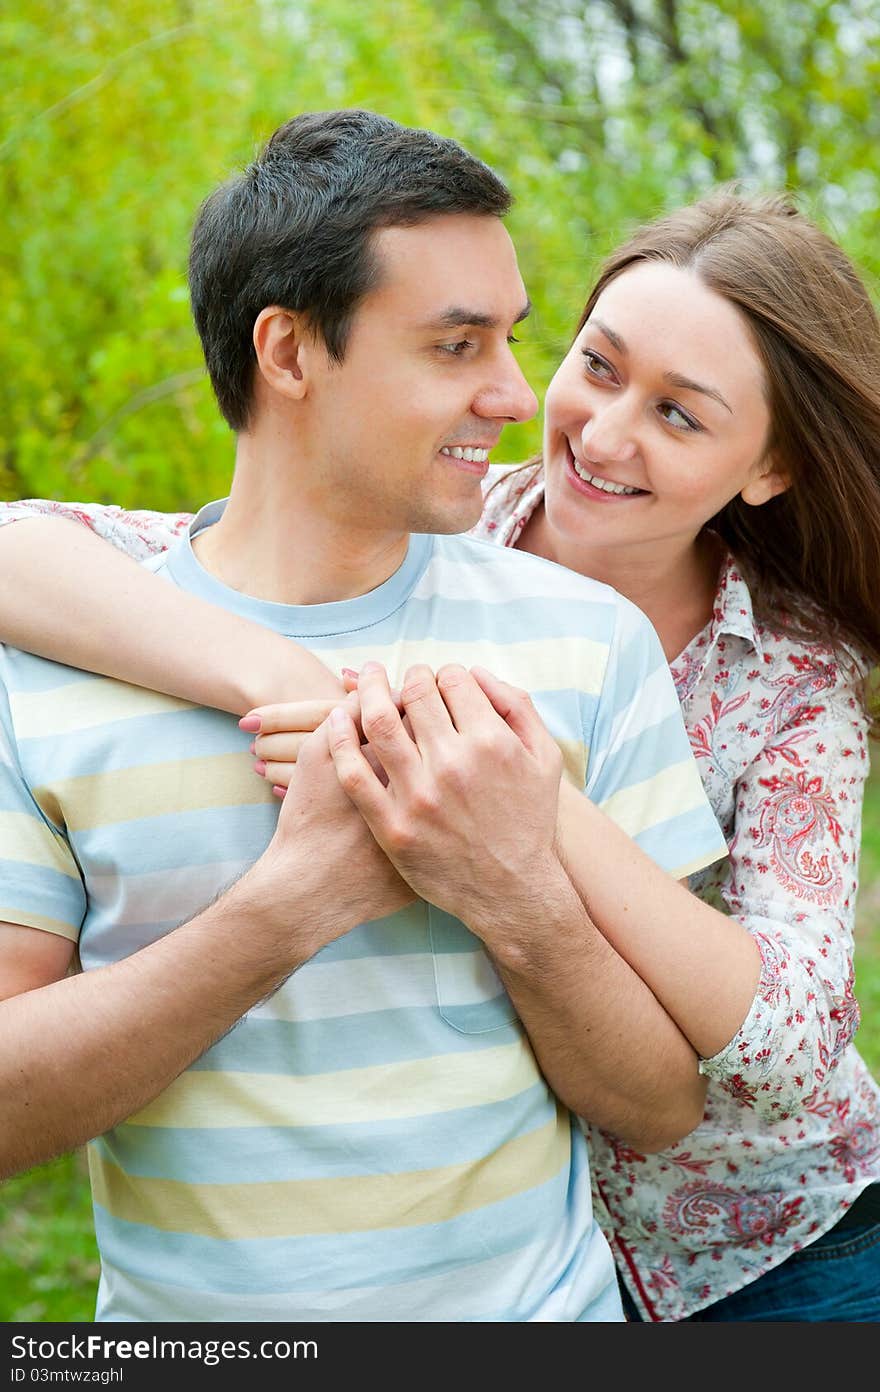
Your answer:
[188,109,512,430]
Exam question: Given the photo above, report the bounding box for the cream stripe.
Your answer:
[0,809,80,878]
[128,1038,538,1130]
[10,679,193,739]
[560,739,587,790]
[314,637,607,696]
[34,753,274,832]
[92,1108,569,1238]
[598,759,709,838]
[0,907,78,940]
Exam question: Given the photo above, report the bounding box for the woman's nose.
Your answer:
[580,404,637,465]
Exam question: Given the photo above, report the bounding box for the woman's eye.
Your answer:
[580,349,615,381]
[658,401,702,432]
[439,339,474,356]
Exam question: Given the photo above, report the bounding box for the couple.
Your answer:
[2,109,880,1323]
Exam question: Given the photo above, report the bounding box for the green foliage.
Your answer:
[0,1150,98,1321]
[3,0,879,506]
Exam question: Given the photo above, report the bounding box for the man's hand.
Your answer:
[256,693,414,946]
[326,662,564,941]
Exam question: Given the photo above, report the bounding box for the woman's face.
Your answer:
[541,261,785,561]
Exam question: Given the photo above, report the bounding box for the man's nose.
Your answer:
[475,351,539,424]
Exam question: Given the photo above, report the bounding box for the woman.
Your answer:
[2,189,879,1321]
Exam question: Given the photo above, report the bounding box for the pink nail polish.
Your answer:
[239,715,261,732]
[272,785,286,798]
[249,741,256,755]
[341,667,359,679]
[254,759,266,776]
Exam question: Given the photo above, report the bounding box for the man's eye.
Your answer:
[507,334,522,345]
[439,339,474,356]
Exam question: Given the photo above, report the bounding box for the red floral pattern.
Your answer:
[479,464,880,1320]
[3,478,879,1323]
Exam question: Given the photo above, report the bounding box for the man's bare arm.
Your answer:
[0,726,412,1180]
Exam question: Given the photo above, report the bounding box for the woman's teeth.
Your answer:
[572,457,642,495]
[440,446,490,462]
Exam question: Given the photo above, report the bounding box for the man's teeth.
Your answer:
[440,446,490,462]
[572,458,641,495]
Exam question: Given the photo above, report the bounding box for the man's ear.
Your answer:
[252,306,314,402]
[740,452,790,507]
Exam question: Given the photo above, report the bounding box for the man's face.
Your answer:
[299,213,538,538]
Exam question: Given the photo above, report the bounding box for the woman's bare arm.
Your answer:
[0,515,343,711]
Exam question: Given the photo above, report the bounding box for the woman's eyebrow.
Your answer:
[664,371,733,413]
[588,317,733,413]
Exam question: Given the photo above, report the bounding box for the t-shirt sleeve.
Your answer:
[0,499,191,561]
[0,656,86,940]
[584,595,728,878]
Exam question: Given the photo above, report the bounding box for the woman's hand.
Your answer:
[244,669,404,791]
[242,698,345,791]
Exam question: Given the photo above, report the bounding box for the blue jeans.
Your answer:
[621,1206,880,1322]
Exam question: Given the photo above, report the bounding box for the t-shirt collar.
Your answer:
[159,498,434,637]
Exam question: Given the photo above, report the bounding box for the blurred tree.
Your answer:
[1,0,877,510]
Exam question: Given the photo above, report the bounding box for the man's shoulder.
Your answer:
[430,532,624,607]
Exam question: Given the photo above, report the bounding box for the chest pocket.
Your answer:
[429,905,519,1034]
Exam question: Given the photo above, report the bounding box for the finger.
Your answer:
[357,664,421,784]
[341,668,359,694]
[327,704,390,821]
[240,700,340,735]
[435,663,498,732]
[257,759,297,789]
[397,664,456,752]
[253,731,309,763]
[469,666,554,758]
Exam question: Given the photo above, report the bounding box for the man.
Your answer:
[0,111,726,1321]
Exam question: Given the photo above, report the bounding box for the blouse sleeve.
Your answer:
[698,652,870,1121]
[0,499,191,562]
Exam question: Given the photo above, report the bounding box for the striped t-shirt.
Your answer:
[0,500,727,1322]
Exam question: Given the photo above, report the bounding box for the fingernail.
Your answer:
[360,661,381,675]
[341,667,359,679]
[239,714,261,732]
[329,706,347,729]
[253,759,267,776]
[272,785,286,798]
[248,741,256,755]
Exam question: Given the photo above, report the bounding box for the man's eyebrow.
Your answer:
[422,299,532,331]
[588,317,732,413]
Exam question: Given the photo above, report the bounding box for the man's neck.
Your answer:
[191,440,411,606]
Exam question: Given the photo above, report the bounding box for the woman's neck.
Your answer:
[517,504,722,663]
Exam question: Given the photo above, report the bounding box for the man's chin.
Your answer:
[407,496,484,538]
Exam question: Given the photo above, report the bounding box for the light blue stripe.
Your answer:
[322,594,620,645]
[91,1159,574,1298]
[20,709,247,781]
[94,1084,554,1182]
[590,708,699,796]
[0,860,84,928]
[188,1006,524,1075]
[0,648,98,694]
[633,802,728,875]
[72,804,277,873]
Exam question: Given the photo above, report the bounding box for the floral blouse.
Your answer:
[3,477,880,1322]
